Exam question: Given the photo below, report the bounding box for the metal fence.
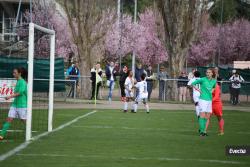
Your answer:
[160,78,250,103]
[33,79,77,101]
[65,76,249,104]
[1,76,249,103]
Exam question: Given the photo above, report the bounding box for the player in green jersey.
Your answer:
[0,67,27,140]
[191,68,216,136]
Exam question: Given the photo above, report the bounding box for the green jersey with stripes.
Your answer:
[12,78,27,108]
[191,77,216,101]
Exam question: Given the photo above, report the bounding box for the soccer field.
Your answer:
[0,109,250,167]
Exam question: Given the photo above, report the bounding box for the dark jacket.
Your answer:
[177,76,188,88]
[146,70,154,81]
[66,66,80,81]
[135,68,145,82]
[105,66,118,81]
[119,71,128,84]
[90,68,102,83]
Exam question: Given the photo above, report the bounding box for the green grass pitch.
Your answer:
[0,109,250,167]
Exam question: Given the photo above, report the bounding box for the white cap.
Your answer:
[232,70,236,73]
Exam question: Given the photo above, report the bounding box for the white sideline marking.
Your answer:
[16,153,245,165]
[0,130,38,133]
[0,110,97,161]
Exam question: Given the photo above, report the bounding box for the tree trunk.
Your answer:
[78,59,92,98]
[168,50,187,100]
[159,0,207,100]
[62,0,115,98]
[77,44,92,98]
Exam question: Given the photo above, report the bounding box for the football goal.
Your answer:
[26,23,55,141]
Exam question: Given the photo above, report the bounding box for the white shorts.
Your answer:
[135,93,148,103]
[193,95,200,103]
[199,99,212,113]
[8,107,27,119]
[125,90,134,98]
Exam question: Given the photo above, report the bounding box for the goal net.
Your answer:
[0,23,56,143]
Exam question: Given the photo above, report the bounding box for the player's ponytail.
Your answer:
[17,67,28,81]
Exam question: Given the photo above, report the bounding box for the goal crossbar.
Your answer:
[26,23,55,141]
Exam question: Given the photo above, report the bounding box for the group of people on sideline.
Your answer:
[65,61,246,105]
[88,62,157,102]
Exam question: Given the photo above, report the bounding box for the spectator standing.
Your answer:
[214,67,220,79]
[157,66,168,101]
[119,66,129,102]
[135,63,146,97]
[66,62,80,98]
[114,62,120,73]
[178,71,188,103]
[188,68,197,80]
[146,65,154,101]
[105,61,119,102]
[135,63,146,82]
[229,70,244,105]
[90,63,103,100]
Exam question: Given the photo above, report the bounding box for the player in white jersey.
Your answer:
[124,70,135,112]
[187,71,201,118]
[133,73,149,113]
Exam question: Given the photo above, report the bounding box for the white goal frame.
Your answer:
[26,23,55,141]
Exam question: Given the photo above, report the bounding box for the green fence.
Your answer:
[197,67,250,95]
[0,56,65,92]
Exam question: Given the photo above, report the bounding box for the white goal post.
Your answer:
[26,23,55,141]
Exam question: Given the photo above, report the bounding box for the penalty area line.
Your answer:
[0,110,97,162]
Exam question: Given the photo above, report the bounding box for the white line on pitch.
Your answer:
[0,130,38,133]
[0,110,97,162]
[16,153,246,165]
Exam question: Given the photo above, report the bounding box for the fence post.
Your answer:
[74,80,77,99]
[163,79,166,102]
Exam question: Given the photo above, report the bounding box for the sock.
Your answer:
[198,118,203,133]
[205,118,210,133]
[124,102,128,111]
[203,118,207,133]
[199,118,207,133]
[219,118,224,133]
[133,103,138,112]
[0,122,11,138]
[145,104,149,112]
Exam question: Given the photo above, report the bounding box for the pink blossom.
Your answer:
[105,9,168,65]
[188,19,250,66]
[17,2,76,58]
